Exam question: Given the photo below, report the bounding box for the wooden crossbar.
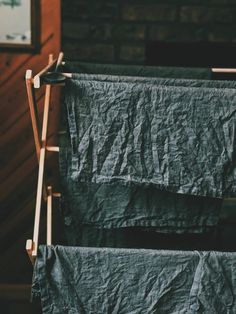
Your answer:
[212,68,236,73]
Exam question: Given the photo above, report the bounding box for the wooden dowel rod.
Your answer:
[32,147,46,257]
[212,68,236,73]
[47,186,53,246]
[25,70,41,160]
[46,72,72,78]
[55,52,64,70]
[41,69,236,78]
[46,146,59,152]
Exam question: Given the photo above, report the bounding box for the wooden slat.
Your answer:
[0,154,37,203]
[0,48,57,132]
[0,0,60,86]
[0,132,57,204]
[0,87,44,135]
[0,197,36,243]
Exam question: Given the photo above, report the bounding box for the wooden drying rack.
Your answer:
[25,53,63,264]
[25,52,236,264]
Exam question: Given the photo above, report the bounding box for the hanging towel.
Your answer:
[63,61,212,80]
[62,79,236,198]
[32,245,236,314]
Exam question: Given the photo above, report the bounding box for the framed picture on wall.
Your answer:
[0,0,40,51]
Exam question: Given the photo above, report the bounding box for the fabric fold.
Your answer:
[62,61,212,80]
[32,245,236,314]
[71,72,236,89]
[59,138,222,236]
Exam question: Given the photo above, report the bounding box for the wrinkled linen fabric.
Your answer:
[71,72,236,89]
[60,163,222,232]
[32,245,236,314]
[63,79,236,198]
[59,133,222,234]
[58,76,236,234]
[63,61,212,79]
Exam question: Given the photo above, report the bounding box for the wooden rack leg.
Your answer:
[32,147,46,258]
[26,53,63,262]
[25,70,41,161]
[31,76,53,257]
[47,186,53,245]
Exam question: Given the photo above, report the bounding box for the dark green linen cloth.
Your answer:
[62,79,236,198]
[32,245,236,314]
[60,164,222,233]
[58,76,236,235]
[59,135,221,235]
[71,72,236,89]
[63,61,212,80]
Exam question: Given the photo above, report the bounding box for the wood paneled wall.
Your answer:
[0,0,61,307]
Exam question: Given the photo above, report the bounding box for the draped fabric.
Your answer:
[64,79,236,197]
[60,121,222,239]
[71,72,236,89]
[32,245,236,314]
[58,75,236,239]
[62,61,212,80]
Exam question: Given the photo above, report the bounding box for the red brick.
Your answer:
[122,5,177,22]
[62,23,90,40]
[148,24,207,42]
[113,24,146,40]
[119,45,145,62]
[63,42,115,62]
[180,6,235,24]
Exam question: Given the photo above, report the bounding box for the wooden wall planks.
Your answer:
[0,0,61,298]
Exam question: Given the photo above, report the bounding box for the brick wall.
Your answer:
[62,0,236,64]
